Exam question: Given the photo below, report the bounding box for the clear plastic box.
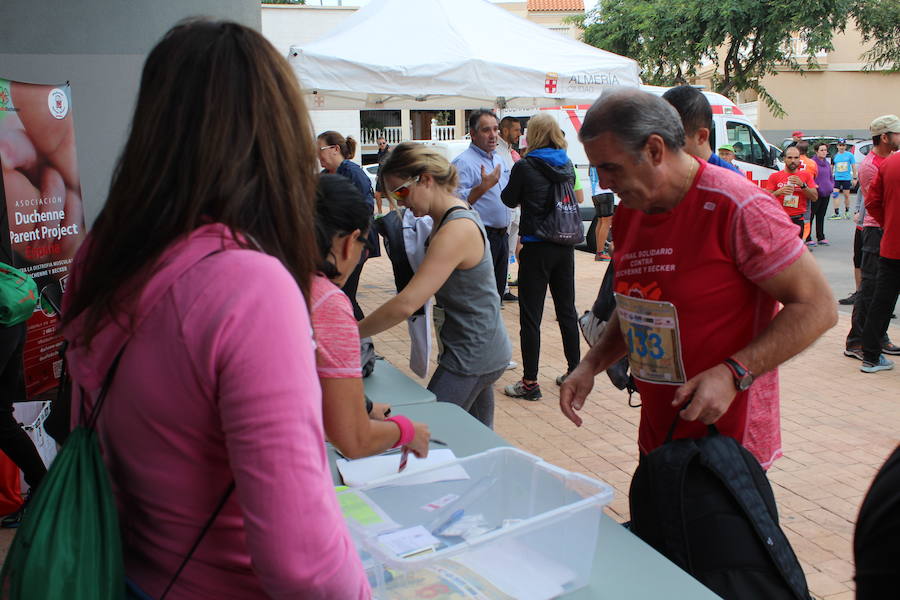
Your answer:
[339,447,614,599]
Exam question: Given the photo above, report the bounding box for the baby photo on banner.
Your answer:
[0,79,86,399]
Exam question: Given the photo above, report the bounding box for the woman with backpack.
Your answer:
[312,174,430,459]
[59,20,369,599]
[501,112,582,401]
[359,143,511,428]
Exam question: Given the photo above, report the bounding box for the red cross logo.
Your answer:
[544,72,559,95]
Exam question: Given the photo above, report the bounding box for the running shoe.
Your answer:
[595,252,611,262]
[502,292,518,302]
[504,380,542,400]
[827,213,842,220]
[844,212,853,220]
[882,342,900,356]
[860,355,895,373]
[843,347,864,361]
[838,291,858,305]
[818,238,831,246]
[806,240,817,247]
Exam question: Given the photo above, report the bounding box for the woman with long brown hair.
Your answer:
[61,20,369,599]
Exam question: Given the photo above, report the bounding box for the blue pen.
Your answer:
[431,509,465,536]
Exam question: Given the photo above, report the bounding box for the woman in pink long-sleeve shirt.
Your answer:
[60,20,370,599]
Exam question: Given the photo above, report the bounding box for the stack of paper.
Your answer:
[336,448,470,487]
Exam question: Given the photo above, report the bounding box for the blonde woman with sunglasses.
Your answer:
[359,143,511,428]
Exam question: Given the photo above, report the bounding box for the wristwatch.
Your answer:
[800,182,807,189]
[723,358,754,391]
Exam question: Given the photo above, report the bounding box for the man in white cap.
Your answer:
[859,114,900,373]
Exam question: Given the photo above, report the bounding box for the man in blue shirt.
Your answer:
[830,139,858,220]
[662,85,743,175]
[452,109,512,301]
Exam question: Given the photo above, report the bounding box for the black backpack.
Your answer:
[629,419,811,600]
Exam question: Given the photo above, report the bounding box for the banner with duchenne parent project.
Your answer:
[0,79,85,399]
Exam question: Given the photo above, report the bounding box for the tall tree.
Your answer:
[573,0,897,117]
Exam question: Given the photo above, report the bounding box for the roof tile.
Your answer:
[527,0,585,12]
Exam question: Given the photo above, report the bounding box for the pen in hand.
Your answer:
[398,447,410,473]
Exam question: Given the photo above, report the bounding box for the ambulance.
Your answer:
[500,84,780,206]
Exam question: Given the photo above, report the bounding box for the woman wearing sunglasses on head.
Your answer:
[358,143,511,428]
[317,131,378,320]
[312,174,430,459]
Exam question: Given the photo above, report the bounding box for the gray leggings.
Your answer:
[427,365,506,429]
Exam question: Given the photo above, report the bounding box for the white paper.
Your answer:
[452,539,577,600]
[378,525,441,558]
[336,448,470,487]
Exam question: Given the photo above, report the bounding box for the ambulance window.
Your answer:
[726,121,768,167]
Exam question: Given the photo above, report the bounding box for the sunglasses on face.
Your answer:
[388,176,419,203]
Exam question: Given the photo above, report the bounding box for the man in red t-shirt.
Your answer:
[765,146,818,237]
[560,89,837,469]
[860,114,900,373]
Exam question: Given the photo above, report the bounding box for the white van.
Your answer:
[500,84,779,200]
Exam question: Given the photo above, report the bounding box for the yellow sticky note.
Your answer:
[337,490,385,526]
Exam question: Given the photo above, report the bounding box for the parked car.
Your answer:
[363,163,380,190]
[852,140,873,192]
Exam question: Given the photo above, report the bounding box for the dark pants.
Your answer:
[427,365,505,429]
[0,324,47,491]
[790,215,804,239]
[518,242,581,381]
[484,227,509,301]
[807,195,830,242]
[848,228,889,349]
[862,257,900,363]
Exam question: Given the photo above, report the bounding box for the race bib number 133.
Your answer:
[615,294,686,385]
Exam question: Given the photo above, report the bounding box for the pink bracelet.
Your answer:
[386,415,415,448]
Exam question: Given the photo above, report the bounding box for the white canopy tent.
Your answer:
[287,0,641,110]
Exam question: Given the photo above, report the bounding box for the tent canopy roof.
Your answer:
[288,0,640,109]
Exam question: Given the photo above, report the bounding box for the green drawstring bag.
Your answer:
[0,350,126,600]
[0,262,38,326]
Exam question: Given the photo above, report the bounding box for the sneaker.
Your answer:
[843,347,864,360]
[860,355,895,373]
[838,291,858,305]
[805,240,817,247]
[1,492,30,529]
[504,380,542,400]
[818,238,830,246]
[506,360,518,370]
[595,252,611,262]
[882,342,900,356]
[827,213,842,220]
[502,292,518,302]
[844,212,853,220]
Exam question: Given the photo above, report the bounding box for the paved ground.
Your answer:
[357,221,899,600]
[1,210,894,599]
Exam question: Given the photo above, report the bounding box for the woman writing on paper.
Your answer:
[60,20,369,599]
[312,174,430,459]
[359,144,511,428]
